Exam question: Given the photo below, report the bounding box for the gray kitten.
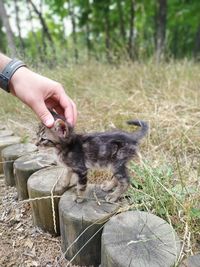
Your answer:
[36,111,148,202]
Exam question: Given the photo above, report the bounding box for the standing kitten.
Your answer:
[36,111,148,202]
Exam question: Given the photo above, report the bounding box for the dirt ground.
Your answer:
[0,174,74,267]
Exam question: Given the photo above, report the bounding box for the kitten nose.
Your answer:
[35,140,40,146]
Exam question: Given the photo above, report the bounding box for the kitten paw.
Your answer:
[105,193,119,203]
[101,180,116,192]
[101,182,111,192]
[73,195,85,203]
[76,198,84,203]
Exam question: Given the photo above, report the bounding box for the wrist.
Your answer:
[0,58,27,93]
[9,66,30,95]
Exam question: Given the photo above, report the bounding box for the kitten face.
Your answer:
[36,119,69,146]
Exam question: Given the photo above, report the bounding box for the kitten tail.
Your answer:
[126,119,148,140]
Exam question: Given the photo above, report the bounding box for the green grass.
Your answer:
[0,59,199,261]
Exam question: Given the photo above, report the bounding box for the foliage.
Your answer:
[0,0,200,62]
[128,161,199,221]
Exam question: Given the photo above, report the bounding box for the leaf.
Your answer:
[190,208,200,219]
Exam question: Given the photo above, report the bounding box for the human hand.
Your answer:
[9,67,77,127]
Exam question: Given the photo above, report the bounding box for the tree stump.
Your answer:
[0,136,21,173]
[59,184,120,267]
[2,143,38,186]
[189,254,200,267]
[28,166,69,236]
[0,130,13,137]
[101,210,181,267]
[14,151,56,200]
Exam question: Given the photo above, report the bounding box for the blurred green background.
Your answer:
[0,0,200,64]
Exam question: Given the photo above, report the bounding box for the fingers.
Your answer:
[59,90,77,126]
[65,98,77,126]
[31,100,54,127]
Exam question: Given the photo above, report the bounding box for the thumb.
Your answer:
[32,101,54,127]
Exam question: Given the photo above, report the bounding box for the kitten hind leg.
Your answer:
[101,176,118,192]
[105,166,129,202]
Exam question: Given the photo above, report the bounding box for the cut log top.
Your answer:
[187,254,200,267]
[60,184,120,223]
[0,136,21,146]
[14,152,56,171]
[2,143,38,159]
[0,130,14,137]
[102,210,181,267]
[28,166,67,194]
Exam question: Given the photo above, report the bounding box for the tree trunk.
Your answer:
[85,0,92,60]
[28,0,56,59]
[26,0,44,62]
[0,18,6,52]
[172,26,178,59]
[14,0,25,54]
[194,24,200,60]
[155,0,167,62]
[128,0,135,60]
[117,0,126,44]
[0,0,16,57]
[60,20,68,64]
[86,22,92,60]
[104,1,111,62]
[68,0,78,62]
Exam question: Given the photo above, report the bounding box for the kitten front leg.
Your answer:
[74,170,88,203]
[56,168,73,190]
[105,165,129,202]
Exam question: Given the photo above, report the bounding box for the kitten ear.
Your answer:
[54,119,69,138]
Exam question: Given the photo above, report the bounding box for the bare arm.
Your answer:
[0,53,77,127]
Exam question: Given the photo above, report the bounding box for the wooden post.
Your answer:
[0,136,21,173]
[28,166,69,236]
[2,143,38,186]
[14,151,56,200]
[0,130,14,137]
[59,184,120,267]
[186,253,200,267]
[101,210,181,267]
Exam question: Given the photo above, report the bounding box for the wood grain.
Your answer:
[14,151,56,199]
[0,136,21,173]
[28,166,69,236]
[2,143,37,186]
[101,210,181,267]
[59,184,120,267]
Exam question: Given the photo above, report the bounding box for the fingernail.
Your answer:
[44,118,54,127]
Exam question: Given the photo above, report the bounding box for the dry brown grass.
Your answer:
[0,59,199,263]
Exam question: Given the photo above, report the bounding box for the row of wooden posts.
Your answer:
[0,128,185,267]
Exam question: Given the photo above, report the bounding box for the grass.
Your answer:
[0,59,199,261]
